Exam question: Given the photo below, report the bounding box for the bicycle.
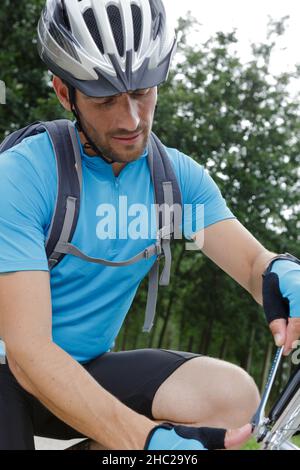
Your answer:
[252,346,300,450]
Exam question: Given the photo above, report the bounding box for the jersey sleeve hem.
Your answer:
[0,260,49,273]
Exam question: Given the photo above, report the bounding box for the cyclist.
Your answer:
[0,0,299,450]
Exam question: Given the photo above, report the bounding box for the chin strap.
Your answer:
[66,83,115,165]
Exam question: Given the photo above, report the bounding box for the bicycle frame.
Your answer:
[258,366,300,450]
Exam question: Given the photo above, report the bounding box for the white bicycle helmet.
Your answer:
[37,0,177,97]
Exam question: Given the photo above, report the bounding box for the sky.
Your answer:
[164,0,300,81]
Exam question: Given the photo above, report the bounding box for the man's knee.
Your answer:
[215,364,260,426]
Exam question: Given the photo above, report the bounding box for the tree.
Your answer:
[0,0,69,139]
[122,16,300,390]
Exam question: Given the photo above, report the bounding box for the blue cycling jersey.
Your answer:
[0,130,235,362]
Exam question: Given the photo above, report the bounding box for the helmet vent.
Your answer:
[149,0,159,22]
[83,8,105,54]
[61,0,71,31]
[152,13,161,40]
[107,5,125,57]
[48,22,80,60]
[149,0,164,40]
[131,4,142,52]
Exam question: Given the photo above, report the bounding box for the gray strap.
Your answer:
[68,121,83,193]
[159,182,174,286]
[48,196,77,268]
[54,240,161,267]
[147,138,160,240]
[142,142,174,329]
[44,121,82,249]
[45,131,61,247]
[158,223,174,240]
[142,261,160,333]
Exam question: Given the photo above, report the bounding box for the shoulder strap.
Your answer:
[142,132,183,332]
[149,132,182,226]
[0,119,82,270]
[0,121,46,152]
[41,120,82,269]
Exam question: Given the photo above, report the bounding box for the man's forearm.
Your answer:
[8,342,154,450]
[249,249,277,305]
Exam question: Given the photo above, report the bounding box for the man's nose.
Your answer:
[116,94,140,131]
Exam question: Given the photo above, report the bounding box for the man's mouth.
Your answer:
[112,132,143,144]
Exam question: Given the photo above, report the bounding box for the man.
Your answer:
[0,0,299,450]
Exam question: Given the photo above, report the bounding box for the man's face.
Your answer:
[74,86,158,163]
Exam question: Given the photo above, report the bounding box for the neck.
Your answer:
[78,130,126,176]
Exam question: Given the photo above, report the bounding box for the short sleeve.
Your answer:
[165,148,236,240]
[0,149,51,273]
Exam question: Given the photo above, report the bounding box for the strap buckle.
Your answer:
[155,242,162,257]
[48,258,58,269]
[144,243,162,260]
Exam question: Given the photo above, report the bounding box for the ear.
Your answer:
[52,75,72,112]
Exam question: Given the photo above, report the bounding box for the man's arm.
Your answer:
[192,218,276,303]
[0,271,154,450]
[192,219,300,354]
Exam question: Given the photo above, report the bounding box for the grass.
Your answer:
[242,437,260,450]
[242,434,300,450]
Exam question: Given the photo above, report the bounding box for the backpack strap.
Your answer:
[0,121,44,152]
[41,120,82,269]
[142,132,182,332]
[0,119,82,270]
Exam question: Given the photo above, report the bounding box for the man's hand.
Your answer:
[145,423,252,450]
[269,318,300,356]
[262,254,300,355]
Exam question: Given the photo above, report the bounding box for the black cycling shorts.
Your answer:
[0,348,201,449]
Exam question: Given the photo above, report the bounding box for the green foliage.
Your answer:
[0,0,68,137]
[120,15,300,393]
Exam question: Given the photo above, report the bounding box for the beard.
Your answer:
[77,110,151,164]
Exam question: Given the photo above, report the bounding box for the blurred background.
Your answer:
[0,0,300,421]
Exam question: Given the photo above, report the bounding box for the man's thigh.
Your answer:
[86,348,202,419]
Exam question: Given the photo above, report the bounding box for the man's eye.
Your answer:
[96,98,114,106]
[132,88,150,96]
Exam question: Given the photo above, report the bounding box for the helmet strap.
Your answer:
[66,84,115,165]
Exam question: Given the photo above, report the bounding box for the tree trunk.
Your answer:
[132,331,139,350]
[121,318,130,351]
[198,323,208,354]
[187,335,194,352]
[219,336,228,360]
[178,311,186,350]
[157,244,186,348]
[245,325,256,373]
[201,316,214,356]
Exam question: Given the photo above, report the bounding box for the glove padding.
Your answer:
[263,253,300,323]
[144,422,226,450]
